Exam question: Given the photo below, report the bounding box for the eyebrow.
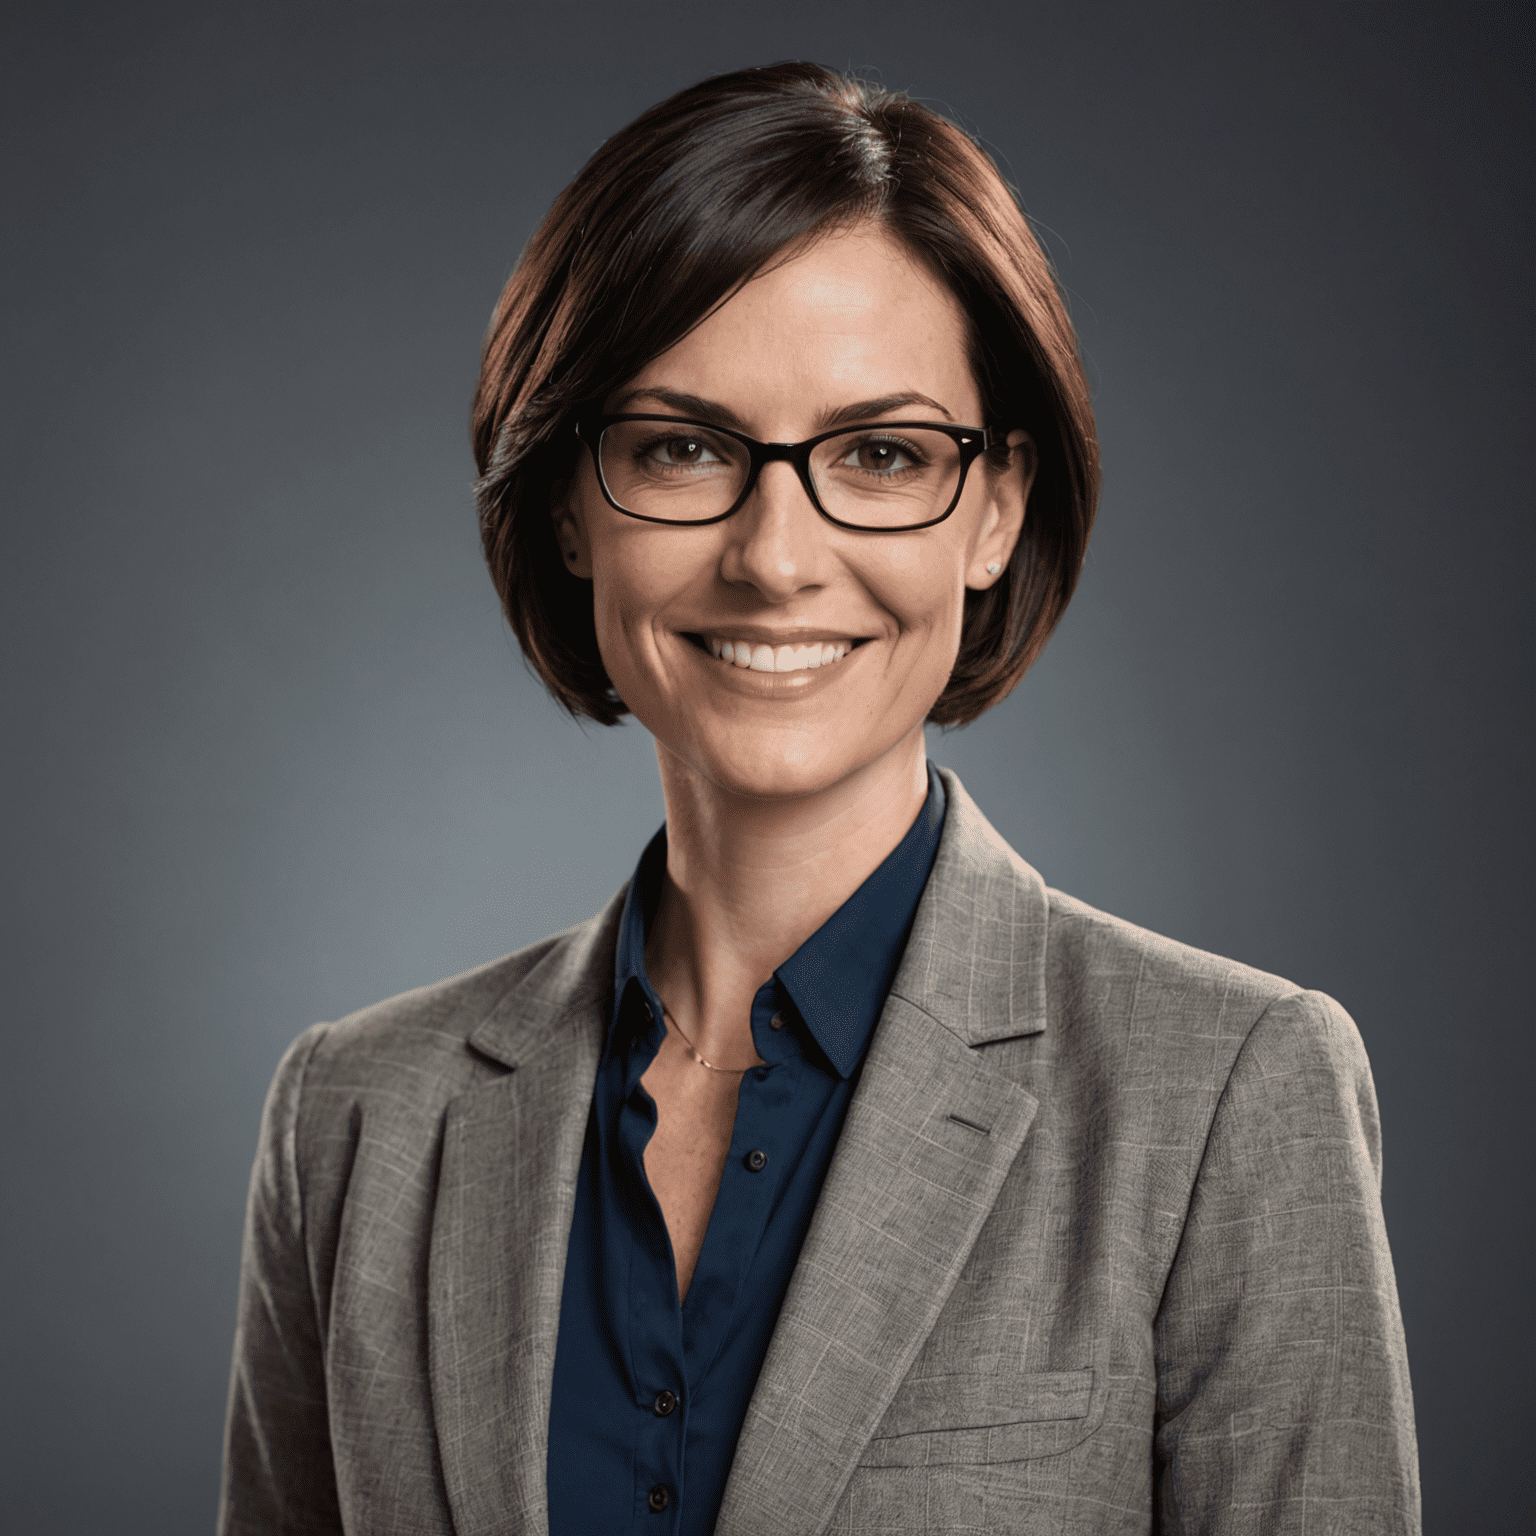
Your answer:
[608,386,958,432]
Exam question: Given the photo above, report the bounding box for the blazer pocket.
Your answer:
[858,1369,1101,1467]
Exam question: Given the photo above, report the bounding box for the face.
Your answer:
[553,223,1033,803]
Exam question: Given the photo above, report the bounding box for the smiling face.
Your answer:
[553,222,1033,804]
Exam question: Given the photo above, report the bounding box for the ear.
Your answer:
[965,429,1035,591]
[550,477,593,580]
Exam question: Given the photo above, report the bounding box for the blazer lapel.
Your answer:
[716,770,1050,1536]
[427,895,622,1536]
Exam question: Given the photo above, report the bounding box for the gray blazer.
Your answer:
[219,768,1419,1534]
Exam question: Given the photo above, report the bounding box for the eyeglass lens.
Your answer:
[597,421,964,527]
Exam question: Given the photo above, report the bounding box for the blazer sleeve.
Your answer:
[217,1022,343,1536]
[1152,990,1420,1532]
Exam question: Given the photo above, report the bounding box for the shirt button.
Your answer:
[744,1148,769,1172]
[652,1389,678,1416]
[769,1010,786,1030]
[647,1484,671,1513]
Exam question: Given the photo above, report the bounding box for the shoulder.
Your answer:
[981,886,1382,1227]
[266,889,624,1127]
[248,895,623,1246]
[1045,884,1359,1045]
[928,767,1357,1053]
[298,934,560,1092]
[926,769,1366,1108]
[1042,884,1367,1101]
[1044,884,1298,1018]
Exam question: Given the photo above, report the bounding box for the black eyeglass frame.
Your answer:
[573,414,994,531]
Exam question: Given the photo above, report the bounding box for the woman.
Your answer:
[219,63,1419,1534]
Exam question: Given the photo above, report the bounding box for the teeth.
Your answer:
[709,638,850,673]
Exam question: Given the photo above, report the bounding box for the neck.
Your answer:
[644,729,930,1064]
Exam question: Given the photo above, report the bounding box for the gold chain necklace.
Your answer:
[657,998,761,1074]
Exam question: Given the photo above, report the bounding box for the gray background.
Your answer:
[3,1,1529,1528]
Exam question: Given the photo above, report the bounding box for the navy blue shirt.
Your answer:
[547,764,947,1535]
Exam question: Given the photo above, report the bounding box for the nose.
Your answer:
[719,459,829,601]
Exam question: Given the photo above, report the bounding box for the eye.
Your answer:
[838,436,924,476]
[642,434,724,468]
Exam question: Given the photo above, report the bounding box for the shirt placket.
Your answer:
[679,985,800,1386]
[617,985,688,1526]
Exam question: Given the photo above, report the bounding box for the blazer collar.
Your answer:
[465,885,627,1069]
[892,764,1050,1046]
[716,768,1050,1534]
[429,890,624,1534]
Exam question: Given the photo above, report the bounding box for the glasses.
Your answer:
[574,414,993,531]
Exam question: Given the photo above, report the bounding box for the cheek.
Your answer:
[590,555,660,669]
[863,540,970,643]
[586,524,709,684]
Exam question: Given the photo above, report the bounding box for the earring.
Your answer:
[986,561,1003,575]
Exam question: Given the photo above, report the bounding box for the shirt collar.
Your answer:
[610,821,668,1045]
[610,761,947,1079]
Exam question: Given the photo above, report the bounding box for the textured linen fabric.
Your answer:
[547,765,945,1534]
[218,766,1420,1535]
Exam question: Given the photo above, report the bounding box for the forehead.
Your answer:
[620,224,979,429]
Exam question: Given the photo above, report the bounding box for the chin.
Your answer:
[629,664,940,802]
[678,715,920,804]
[686,741,851,803]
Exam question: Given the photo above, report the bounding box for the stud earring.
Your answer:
[986,561,1003,575]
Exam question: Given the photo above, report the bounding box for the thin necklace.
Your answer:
[657,998,761,1074]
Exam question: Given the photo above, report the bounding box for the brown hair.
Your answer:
[471,62,1099,726]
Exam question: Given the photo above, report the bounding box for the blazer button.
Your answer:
[653,1389,678,1416]
[744,1148,769,1172]
[647,1484,670,1512]
[769,1010,786,1030]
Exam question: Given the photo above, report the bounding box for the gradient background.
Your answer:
[3,2,1530,1529]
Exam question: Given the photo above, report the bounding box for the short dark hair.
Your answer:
[471,62,1099,726]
